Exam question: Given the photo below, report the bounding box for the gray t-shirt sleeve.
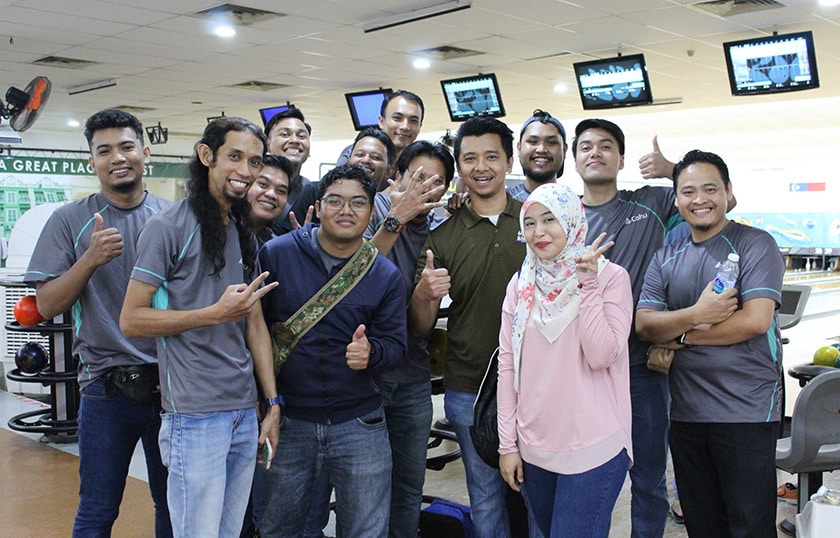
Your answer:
[335,143,353,166]
[25,208,87,285]
[131,214,177,289]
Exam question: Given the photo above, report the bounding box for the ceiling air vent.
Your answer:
[195,4,284,25]
[229,81,291,92]
[692,0,786,17]
[414,45,484,61]
[30,56,99,69]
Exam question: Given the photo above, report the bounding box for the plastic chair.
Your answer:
[776,370,840,534]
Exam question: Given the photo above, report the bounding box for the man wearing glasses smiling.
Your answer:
[258,164,407,537]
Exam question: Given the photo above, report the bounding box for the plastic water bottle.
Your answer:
[713,253,740,293]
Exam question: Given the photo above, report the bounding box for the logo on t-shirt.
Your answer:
[625,212,648,225]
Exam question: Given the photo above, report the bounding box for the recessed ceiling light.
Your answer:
[413,58,431,70]
[214,25,236,38]
[553,82,568,93]
[67,119,80,127]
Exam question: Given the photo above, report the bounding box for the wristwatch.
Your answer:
[382,215,406,234]
[264,395,285,408]
[676,332,692,349]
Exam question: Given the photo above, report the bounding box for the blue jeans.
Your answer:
[522,449,629,538]
[159,408,257,538]
[259,406,392,537]
[302,468,332,538]
[383,379,433,538]
[629,365,670,538]
[444,388,510,538]
[74,376,171,538]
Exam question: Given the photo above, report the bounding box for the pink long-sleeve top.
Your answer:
[497,261,634,474]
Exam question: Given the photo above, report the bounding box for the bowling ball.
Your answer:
[15,342,48,375]
[813,345,840,367]
[13,295,45,326]
[428,328,447,378]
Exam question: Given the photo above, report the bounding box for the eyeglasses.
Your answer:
[320,195,370,212]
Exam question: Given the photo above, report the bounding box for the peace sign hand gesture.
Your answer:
[575,232,613,274]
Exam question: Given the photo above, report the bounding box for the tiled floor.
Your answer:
[1,276,838,537]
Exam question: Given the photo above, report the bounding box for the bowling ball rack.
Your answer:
[5,319,78,443]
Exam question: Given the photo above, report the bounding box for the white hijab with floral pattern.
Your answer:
[511,183,598,391]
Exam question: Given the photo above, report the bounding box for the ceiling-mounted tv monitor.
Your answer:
[723,30,819,96]
[573,54,653,110]
[259,104,293,127]
[440,73,505,122]
[345,88,392,131]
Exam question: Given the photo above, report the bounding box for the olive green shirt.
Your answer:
[415,194,526,393]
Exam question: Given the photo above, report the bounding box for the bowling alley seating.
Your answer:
[776,370,840,535]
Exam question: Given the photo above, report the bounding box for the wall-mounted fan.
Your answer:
[0,76,51,132]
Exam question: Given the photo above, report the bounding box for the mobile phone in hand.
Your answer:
[259,441,273,470]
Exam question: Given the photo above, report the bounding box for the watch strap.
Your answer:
[264,395,285,408]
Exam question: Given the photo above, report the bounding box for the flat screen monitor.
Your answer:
[723,31,819,96]
[440,73,505,122]
[573,54,653,110]
[345,88,392,131]
[778,284,811,330]
[259,104,292,127]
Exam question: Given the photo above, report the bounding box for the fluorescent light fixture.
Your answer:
[68,78,117,96]
[0,128,22,145]
[363,0,471,33]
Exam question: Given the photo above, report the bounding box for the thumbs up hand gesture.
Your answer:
[415,250,450,302]
[346,324,371,370]
[85,213,124,267]
[638,135,676,180]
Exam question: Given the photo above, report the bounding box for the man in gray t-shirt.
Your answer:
[637,150,784,537]
[24,109,173,536]
[121,117,280,537]
[363,140,451,537]
[573,118,678,536]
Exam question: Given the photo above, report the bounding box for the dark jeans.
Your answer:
[74,376,171,537]
[382,379,433,538]
[629,365,670,538]
[670,421,779,538]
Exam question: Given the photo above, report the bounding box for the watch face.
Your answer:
[383,215,402,233]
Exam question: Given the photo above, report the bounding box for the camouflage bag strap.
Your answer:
[270,241,378,370]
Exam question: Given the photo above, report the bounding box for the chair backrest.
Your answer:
[787,370,840,466]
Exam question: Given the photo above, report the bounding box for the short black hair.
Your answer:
[380,90,425,122]
[672,149,731,189]
[264,107,311,137]
[353,127,397,165]
[395,141,455,189]
[453,116,514,162]
[261,153,294,180]
[317,164,376,205]
[84,109,144,147]
[572,118,625,157]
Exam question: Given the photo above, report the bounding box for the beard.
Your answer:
[522,161,561,185]
[110,176,142,193]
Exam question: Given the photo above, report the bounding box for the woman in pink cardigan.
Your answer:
[498,183,634,537]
